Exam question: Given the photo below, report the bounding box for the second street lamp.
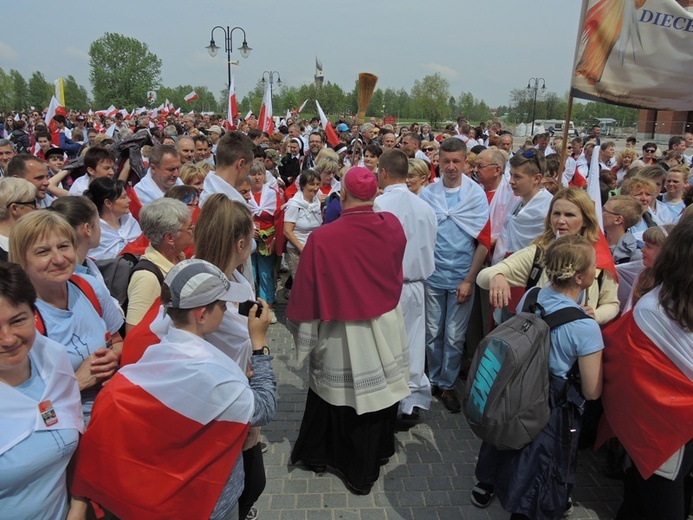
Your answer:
[527,77,546,136]
[261,71,282,92]
[206,25,252,88]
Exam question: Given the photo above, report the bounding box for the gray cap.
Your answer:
[207,125,223,135]
[164,259,252,309]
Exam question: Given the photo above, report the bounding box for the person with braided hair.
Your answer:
[472,234,604,519]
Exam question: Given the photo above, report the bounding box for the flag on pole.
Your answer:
[571,0,693,110]
[72,336,254,520]
[315,100,341,147]
[184,91,198,103]
[54,78,65,107]
[225,74,238,130]
[244,110,253,121]
[297,99,309,113]
[588,145,604,231]
[258,81,274,133]
[45,95,65,146]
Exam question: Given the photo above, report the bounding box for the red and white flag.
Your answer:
[184,91,198,103]
[225,74,238,130]
[258,81,274,133]
[315,100,341,147]
[599,289,693,479]
[45,95,66,146]
[297,99,309,113]
[72,329,254,519]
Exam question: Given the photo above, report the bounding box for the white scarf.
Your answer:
[420,174,488,240]
[492,188,552,264]
[247,183,279,217]
[0,334,84,455]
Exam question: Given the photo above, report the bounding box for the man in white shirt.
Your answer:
[376,149,437,421]
[134,145,183,204]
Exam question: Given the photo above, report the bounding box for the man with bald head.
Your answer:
[177,137,195,165]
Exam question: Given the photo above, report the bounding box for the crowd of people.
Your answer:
[0,106,692,520]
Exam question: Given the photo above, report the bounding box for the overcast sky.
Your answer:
[3,1,584,109]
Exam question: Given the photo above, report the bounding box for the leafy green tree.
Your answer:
[411,73,450,127]
[10,70,28,111]
[89,32,162,108]
[0,68,14,112]
[63,75,90,111]
[28,71,53,110]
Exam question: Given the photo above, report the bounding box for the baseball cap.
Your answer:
[44,148,66,160]
[336,123,349,132]
[208,125,223,135]
[163,259,252,309]
[344,166,378,200]
[265,149,280,163]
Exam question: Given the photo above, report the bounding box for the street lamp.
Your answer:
[526,77,546,135]
[206,26,252,88]
[261,71,282,91]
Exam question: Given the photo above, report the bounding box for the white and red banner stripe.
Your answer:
[258,81,274,134]
[184,91,198,103]
[72,328,253,519]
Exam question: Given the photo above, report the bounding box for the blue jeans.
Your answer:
[424,284,474,391]
[251,252,276,304]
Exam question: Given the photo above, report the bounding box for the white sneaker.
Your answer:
[269,310,277,324]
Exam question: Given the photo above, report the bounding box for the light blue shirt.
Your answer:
[35,274,124,420]
[517,287,604,378]
[0,359,79,520]
[426,187,474,290]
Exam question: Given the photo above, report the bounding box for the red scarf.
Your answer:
[286,206,406,322]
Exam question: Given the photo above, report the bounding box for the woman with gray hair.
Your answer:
[125,198,193,332]
[0,177,38,261]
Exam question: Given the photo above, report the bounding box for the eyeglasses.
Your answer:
[7,199,38,209]
[602,208,621,216]
[422,147,435,152]
[644,149,656,153]
[473,163,498,170]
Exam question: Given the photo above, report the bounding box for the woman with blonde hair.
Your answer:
[9,210,124,423]
[406,158,430,195]
[613,148,638,185]
[478,188,619,324]
[0,177,37,261]
[180,162,208,194]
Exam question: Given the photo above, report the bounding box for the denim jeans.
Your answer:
[424,284,474,391]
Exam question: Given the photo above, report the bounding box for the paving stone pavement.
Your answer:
[259,299,624,520]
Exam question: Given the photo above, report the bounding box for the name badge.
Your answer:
[39,399,58,427]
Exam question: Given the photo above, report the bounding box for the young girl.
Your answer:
[472,235,604,520]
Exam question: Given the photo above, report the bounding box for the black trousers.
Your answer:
[616,439,693,520]
[237,443,265,520]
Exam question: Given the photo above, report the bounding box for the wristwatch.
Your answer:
[253,346,270,356]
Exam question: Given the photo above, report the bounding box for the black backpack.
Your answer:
[463,287,590,450]
[95,253,164,314]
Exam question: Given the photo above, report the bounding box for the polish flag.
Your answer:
[184,91,198,103]
[45,95,66,146]
[258,81,274,133]
[244,110,253,121]
[106,105,118,117]
[297,99,309,113]
[598,293,693,479]
[72,332,254,519]
[225,74,238,130]
[315,100,341,147]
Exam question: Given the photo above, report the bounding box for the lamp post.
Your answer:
[206,26,252,88]
[261,71,282,98]
[526,77,546,135]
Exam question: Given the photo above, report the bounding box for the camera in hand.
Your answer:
[238,300,263,318]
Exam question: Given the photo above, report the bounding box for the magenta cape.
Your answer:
[286,206,406,322]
